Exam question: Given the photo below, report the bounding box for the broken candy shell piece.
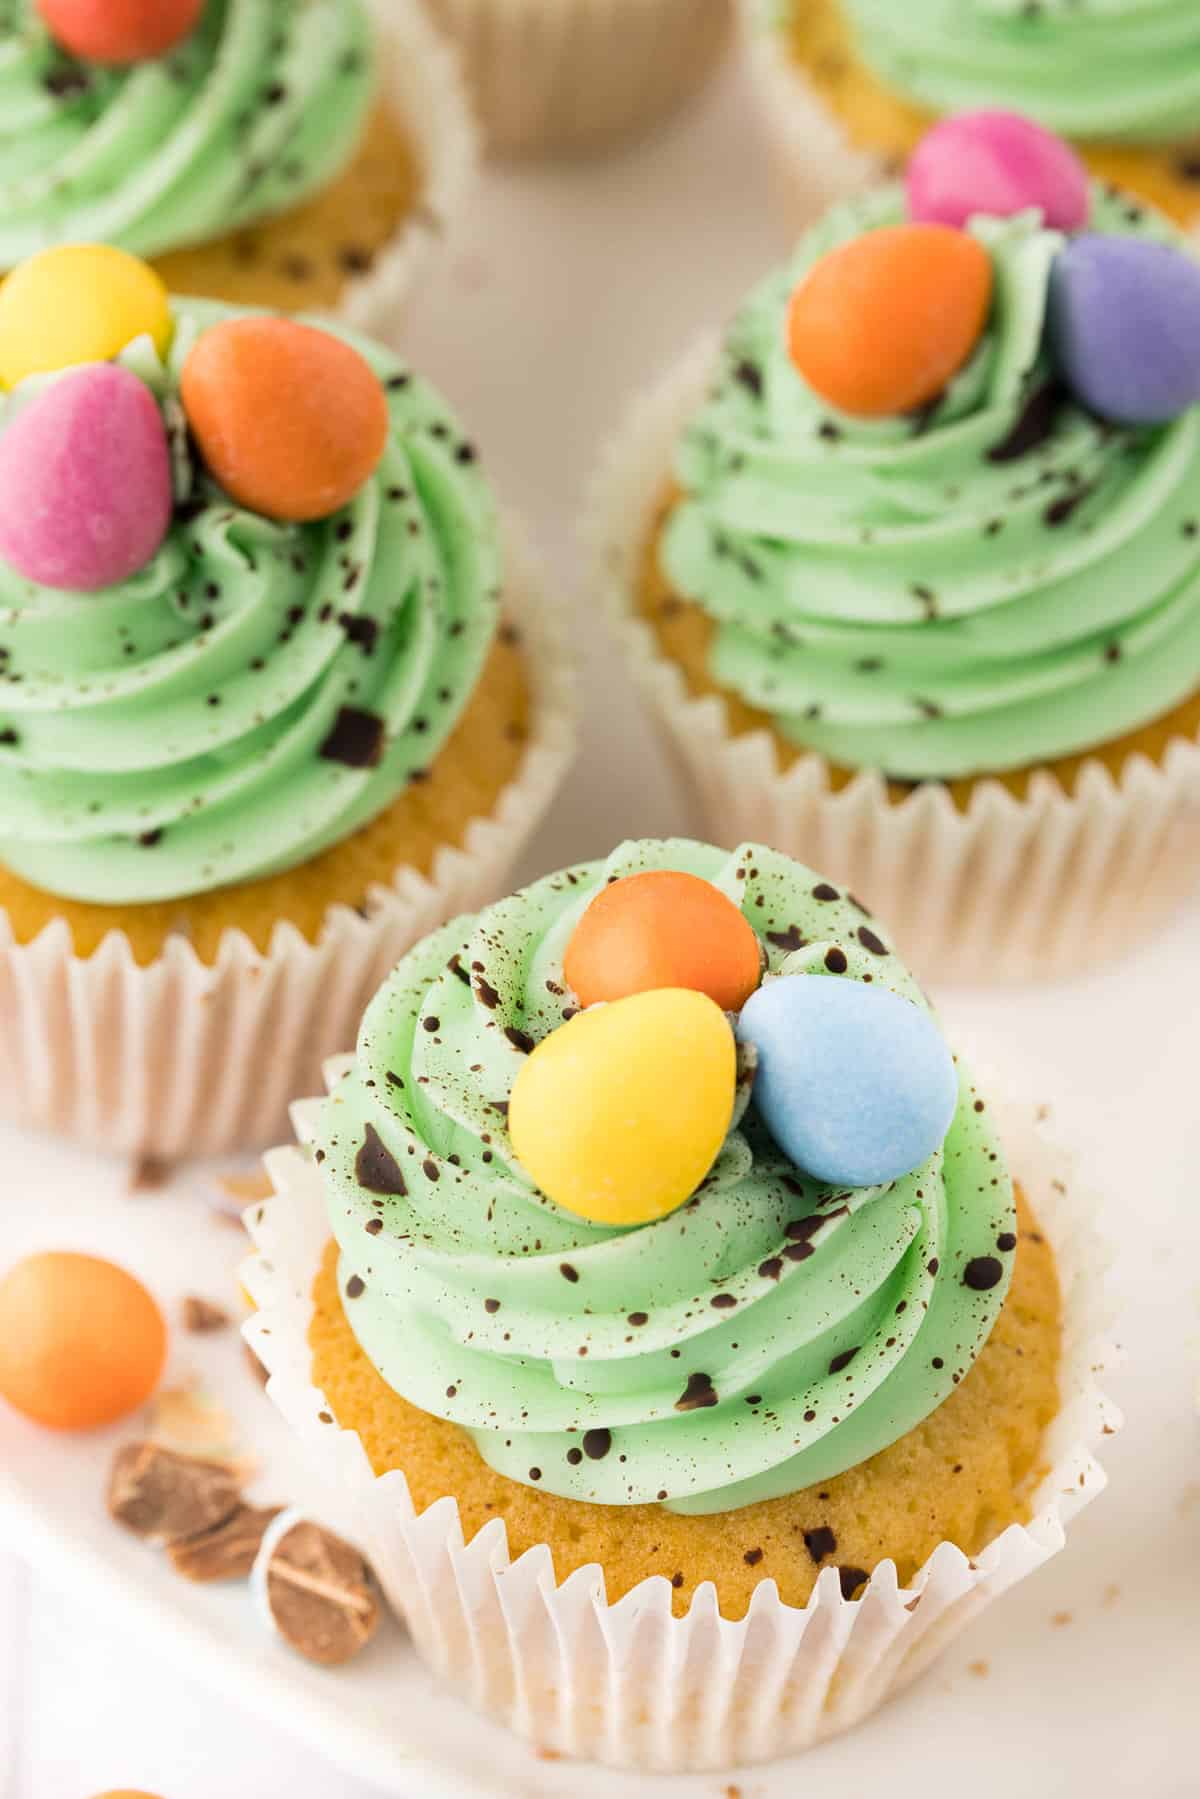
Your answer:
[252,1509,381,1667]
[107,1441,241,1545]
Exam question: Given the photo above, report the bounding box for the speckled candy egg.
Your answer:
[1048,234,1200,425]
[39,0,204,63]
[564,870,762,1012]
[737,975,958,1188]
[0,364,173,591]
[508,989,736,1227]
[180,317,390,523]
[0,1252,167,1430]
[0,245,172,389]
[908,112,1090,233]
[787,224,994,418]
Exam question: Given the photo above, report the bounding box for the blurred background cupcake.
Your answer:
[416,0,733,157]
[593,114,1200,981]
[245,836,1115,1771]
[1,0,477,328]
[744,0,1200,235]
[0,247,574,1158]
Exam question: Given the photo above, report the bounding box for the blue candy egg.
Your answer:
[1048,235,1200,426]
[736,975,958,1188]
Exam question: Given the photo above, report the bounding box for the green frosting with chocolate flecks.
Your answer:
[662,183,1200,780]
[0,297,502,904]
[0,0,375,264]
[316,839,1016,1515]
[835,0,1200,146]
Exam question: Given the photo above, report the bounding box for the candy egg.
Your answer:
[787,224,993,418]
[0,364,172,590]
[908,112,1089,234]
[564,870,761,1012]
[39,0,204,63]
[0,245,172,389]
[180,318,390,523]
[737,976,958,1188]
[1048,234,1200,425]
[0,1252,166,1430]
[509,989,736,1227]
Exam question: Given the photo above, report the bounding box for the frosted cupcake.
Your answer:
[593,114,1200,979]
[745,0,1200,236]
[418,0,732,157]
[0,246,573,1156]
[244,836,1113,1769]
[0,0,475,321]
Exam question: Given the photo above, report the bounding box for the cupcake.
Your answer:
[0,0,476,324]
[420,0,733,158]
[592,119,1200,980]
[745,0,1200,237]
[0,246,574,1157]
[244,836,1115,1771]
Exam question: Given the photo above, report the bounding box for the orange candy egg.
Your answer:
[564,870,762,1012]
[786,224,994,419]
[0,1252,166,1431]
[180,318,390,524]
[39,0,204,63]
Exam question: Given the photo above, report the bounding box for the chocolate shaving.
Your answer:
[182,1295,231,1334]
[318,706,385,769]
[263,1519,380,1667]
[169,1504,283,1582]
[108,1443,241,1547]
[354,1123,407,1196]
[986,379,1065,463]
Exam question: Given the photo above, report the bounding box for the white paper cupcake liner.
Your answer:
[416,0,733,158]
[329,0,480,339]
[585,337,1200,983]
[0,522,576,1161]
[241,1074,1118,1773]
[738,0,1200,250]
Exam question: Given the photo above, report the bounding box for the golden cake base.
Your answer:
[152,101,421,312]
[786,0,1200,231]
[640,492,1200,809]
[310,1186,1060,1622]
[0,628,530,967]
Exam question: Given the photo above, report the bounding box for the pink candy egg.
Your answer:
[0,363,172,591]
[908,111,1090,234]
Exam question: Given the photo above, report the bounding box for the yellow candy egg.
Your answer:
[508,989,736,1228]
[0,246,172,388]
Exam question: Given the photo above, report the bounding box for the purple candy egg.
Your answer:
[1048,235,1200,426]
[908,111,1090,233]
[0,362,172,591]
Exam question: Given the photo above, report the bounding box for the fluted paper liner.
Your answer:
[586,337,1200,983]
[420,0,733,158]
[332,0,479,337]
[242,1076,1117,1773]
[0,524,575,1159]
[737,0,1200,249]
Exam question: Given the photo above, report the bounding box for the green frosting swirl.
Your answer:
[0,0,375,263]
[0,299,502,904]
[837,0,1200,144]
[663,186,1200,780]
[317,839,1016,1516]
